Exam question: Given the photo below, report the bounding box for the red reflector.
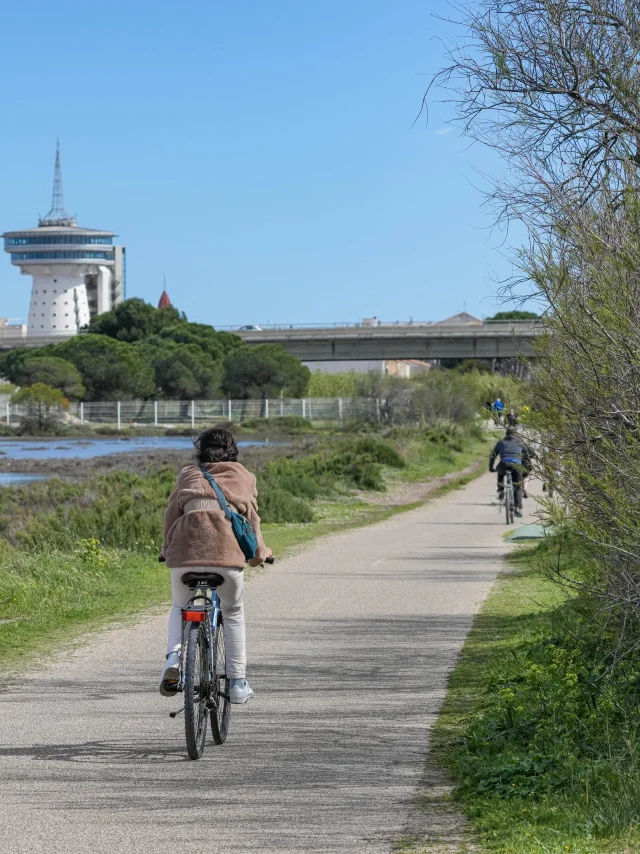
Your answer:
[183,610,206,622]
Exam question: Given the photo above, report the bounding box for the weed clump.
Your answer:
[240,416,313,433]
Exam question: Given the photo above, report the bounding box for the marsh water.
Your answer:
[0,437,277,485]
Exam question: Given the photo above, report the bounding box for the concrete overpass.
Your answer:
[0,320,541,361]
[235,321,540,361]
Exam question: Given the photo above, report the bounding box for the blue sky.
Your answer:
[0,0,527,328]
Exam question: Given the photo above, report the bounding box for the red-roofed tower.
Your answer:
[158,290,171,309]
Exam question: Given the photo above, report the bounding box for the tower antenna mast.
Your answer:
[39,140,76,227]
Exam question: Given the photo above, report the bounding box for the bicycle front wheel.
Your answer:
[184,622,210,760]
[210,619,230,745]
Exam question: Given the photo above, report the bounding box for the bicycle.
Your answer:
[503,470,515,525]
[169,559,274,760]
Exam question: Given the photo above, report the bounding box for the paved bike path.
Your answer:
[0,473,539,853]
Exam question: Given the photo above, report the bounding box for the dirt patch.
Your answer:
[361,457,486,508]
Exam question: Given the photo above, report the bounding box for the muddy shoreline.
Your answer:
[0,439,312,478]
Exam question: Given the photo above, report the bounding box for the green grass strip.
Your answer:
[431,551,640,854]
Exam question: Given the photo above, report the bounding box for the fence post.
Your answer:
[376,398,381,422]
[154,400,158,427]
[338,397,343,423]
[265,398,269,419]
[302,398,306,419]
[80,402,84,424]
[228,399,232,421]
[117,401,121,431]
[191,401,195,430]
[280,397,284,417]
[5,402,9,428]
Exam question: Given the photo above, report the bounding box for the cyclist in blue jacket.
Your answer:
[492,397,505,425]
[489,427,529,517]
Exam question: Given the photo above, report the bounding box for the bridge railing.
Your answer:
[2,397,382,429]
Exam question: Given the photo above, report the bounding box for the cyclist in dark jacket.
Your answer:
[489,427,530,516]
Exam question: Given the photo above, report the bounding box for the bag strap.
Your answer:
[199,465,232,521]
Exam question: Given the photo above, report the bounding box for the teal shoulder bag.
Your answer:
[199,466,258,562]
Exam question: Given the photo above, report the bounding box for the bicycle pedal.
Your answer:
[218,692,230,701]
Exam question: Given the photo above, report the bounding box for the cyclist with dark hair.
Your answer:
[506,408,519,427]
[159,427,271,702]
[489,427,530,518]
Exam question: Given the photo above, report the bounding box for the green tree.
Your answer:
[137,339,222,398]
[222,344,310,399]
[14,356,85,400]
[191,327,243,355]
[87,298,184,342]
[56,335,155,400]
[486,311,539,321]
[0,347,50,384]
[11,383,69,432]
[153,325,224,362]
[87,298,242,356]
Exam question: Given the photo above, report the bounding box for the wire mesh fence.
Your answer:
[1,397,382,429]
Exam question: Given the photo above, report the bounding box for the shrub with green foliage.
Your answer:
[240,416,313,433]
[0,469,176,553]
[307,371,360,397]
[255,436,408,522]
[222,344,310,399]
[11,383,69,433]
[13,356,85,401]
[0,435,410,539]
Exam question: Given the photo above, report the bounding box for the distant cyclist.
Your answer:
[489,427,530,517]
[506,408,519,427]
[492,397,505,425]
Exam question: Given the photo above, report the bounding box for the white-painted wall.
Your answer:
[96,265,111,315]
[25,268,91,335]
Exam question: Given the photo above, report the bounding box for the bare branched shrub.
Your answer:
[432,0,640,657]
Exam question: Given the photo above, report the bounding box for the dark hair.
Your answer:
[505,426,515,437]
[193,427,239,464]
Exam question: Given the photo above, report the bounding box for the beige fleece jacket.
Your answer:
[162,462,268,569]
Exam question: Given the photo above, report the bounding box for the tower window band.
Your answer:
[10,251,114,261]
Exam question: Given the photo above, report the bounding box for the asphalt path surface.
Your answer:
[0,472,539,853]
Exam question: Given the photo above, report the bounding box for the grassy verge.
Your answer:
[0,425,490,672]
[391,426,493,484]
[432,540,640,854]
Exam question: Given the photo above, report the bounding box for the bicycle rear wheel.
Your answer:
[210,619,230,745]
[505,473,514,525]
[184,622,209,760]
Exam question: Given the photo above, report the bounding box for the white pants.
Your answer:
[167,566,246,679]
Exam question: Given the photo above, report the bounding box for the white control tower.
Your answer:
[2,142,125,337]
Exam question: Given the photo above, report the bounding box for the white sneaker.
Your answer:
[229,679,255,704]
[159,652,181,696]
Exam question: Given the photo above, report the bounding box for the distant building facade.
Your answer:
[303,358,431,377]
[2,142,125,337]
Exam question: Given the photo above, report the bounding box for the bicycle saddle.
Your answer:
[181,571,225,589]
